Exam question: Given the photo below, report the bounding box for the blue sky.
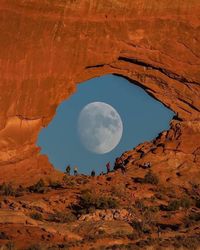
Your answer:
[37,74,174,174]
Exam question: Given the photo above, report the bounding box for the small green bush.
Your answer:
[195,199,200,208]
[49,181,62,189]
[154,192,165,200]
[184,212,200,227]
[130,220,143,232]
[163,197,192,211]
[143,171,159,185]
[0,231,9,240]
[14,185,25,197]
[0,183,15,196]
[5,241,15,250]
[111,184,126,199]
[188,212,200,222]
[26,245,43,250]
[180,197,191,209]
[62,175,76,187]
[30,212,43,221]
[130,220,151,234]
[135,200,145,211]
[81,193,118,210]
[74,190,119,214]
[166,200,180,211]
[148,206,159,213]
[28,179,47,194]
[47,211,77,223]
[173,236,200,250]
[112,230,131,239]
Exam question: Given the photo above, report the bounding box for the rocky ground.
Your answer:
[0,136,199,250]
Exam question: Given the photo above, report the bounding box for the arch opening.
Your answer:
[37,74,174,175]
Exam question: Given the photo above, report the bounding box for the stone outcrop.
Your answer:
[79,209,131,222]
[0,210,38,226]
[0,0,199,183]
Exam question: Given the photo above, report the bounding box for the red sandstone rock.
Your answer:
[0,0,199,184]
[0,210,38,226]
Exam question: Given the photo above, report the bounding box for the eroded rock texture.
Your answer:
[0,0,199,184]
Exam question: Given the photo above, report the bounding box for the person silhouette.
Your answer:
[91,170,95,177]
[74,166,78,176]
[65,165,71,175]
[106,162,111,173]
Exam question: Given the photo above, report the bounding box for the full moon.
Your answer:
[77,102,123,154]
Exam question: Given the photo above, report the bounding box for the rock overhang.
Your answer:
[0,0,199,184]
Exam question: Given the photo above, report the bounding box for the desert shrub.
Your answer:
[98,228,106,235]
[130,220,151,234]
[5,241,16,250]
[106,177,112,181]
[26,245,43,250]
[195,199,200,208]
[0,183,26,197]
[165,200,180,211]
[132,171,159,185]
[30,212,43,221]
[48,181,62,189]
[111,184,126,199]
[62,175,76,187]
[157,223,180,231]
[135,200,145,211]
[112,230,132,239]
[173,236,200,250]
[0,183,15,196]
[148,206,159,213]
[185,213,200,228]
[132,177,144,184]
[74,190,119,214]
[179,197,192,209]
[76,176,90,185]
[130,220,143,232]
[127,233,140,241]
[80,188,91,195]
[14,185,26,197]
[47,211,77,223]
[28,179,47,194]
[154,192,165,200]
[0,231,9,240]
[62,175,68,182]
[162,197,192,211]
[143,171,159,185]
[158,186,176,199]
[188,212,200,222]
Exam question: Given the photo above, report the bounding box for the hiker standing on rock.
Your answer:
[74,166,78,176]
[106,162,111,173]
[65,165,71,175]
[91,170,96,177]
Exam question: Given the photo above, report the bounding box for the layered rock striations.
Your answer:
[0,0,199,184]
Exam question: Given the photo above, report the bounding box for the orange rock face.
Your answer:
[0,0,199,184]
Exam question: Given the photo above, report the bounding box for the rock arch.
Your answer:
[0,0,199,184]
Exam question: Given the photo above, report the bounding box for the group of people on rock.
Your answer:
[65,156,152,177]
[65,157,128,177]
[65,165,78,176]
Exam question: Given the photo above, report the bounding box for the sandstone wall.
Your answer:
[0,0,199,183]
